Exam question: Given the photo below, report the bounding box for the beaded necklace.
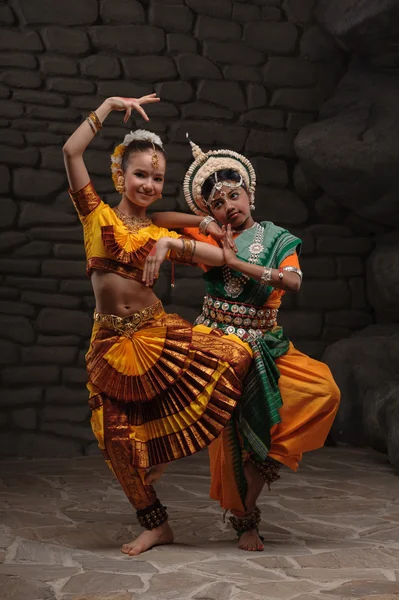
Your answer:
[223,222,264,298]
[113,207,152,234]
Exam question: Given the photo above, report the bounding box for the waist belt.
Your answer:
[195,294,278,339]
[94,300,163,337]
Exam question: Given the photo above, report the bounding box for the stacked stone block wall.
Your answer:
[0,0,377,456]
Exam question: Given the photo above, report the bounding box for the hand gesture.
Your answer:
[108,94,160,123]
[207,220,237,252]
[221,224,238,266]
[206,220,224,242]
[143,238,170,287]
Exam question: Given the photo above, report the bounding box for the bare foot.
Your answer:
[121,521,174,556]
[238,528,264,552]
[145,463,168,486]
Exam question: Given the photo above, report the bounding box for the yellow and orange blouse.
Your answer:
[69,181,181,282]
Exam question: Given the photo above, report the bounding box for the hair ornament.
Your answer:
[110,129,164,192]
[183,134,256,216]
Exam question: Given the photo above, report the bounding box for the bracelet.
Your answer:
[282,266,303,280]
[199,215,216,236]
[88,110,103,132]
[260,266,272,285]
[182,238,196,262]
[86,116,97,135]
[278,267,284,280]
[170,238,196,264]
[175,238,185,260]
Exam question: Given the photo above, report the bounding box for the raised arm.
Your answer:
[152,211,225,243]
[151,211,202,229]
[63,94,160,192]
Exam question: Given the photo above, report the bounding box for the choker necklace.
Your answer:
[113,207,152,234]
[232,222,256,234]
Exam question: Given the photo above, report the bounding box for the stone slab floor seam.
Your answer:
[1,447,399,600]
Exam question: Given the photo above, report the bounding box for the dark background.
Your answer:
[0,0,398,464]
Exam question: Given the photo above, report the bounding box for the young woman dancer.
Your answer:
[62,96,253,556]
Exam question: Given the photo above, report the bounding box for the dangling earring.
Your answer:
[249,193,255,211]
[115,170,125,194]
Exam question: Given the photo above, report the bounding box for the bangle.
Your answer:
[199,215,216,236]
[86,116,97,134]
[170,238,196,264]
[278,267,284,280]
[282,266,303,280]
[88,110,103,132]
[260,266,272,284]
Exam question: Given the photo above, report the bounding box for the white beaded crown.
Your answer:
[183,135,256,216]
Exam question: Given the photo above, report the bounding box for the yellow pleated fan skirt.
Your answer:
[86,309,252,469]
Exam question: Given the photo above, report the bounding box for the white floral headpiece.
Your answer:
[110,129,164,192]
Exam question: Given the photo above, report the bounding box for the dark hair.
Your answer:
[201,169,247,201]
[122,139,166,173]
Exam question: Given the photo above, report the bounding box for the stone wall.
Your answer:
[0,0,388,457]
[296,0,399,468]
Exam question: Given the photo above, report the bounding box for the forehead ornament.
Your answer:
[208,171,244,205]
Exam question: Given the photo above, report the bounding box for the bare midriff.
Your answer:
[91,270,158,316]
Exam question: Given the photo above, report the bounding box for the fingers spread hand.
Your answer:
[136,105,149,122]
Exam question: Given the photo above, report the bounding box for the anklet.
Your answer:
[229,505,261,539]
[136,499,168,530]
[250,456,281,490]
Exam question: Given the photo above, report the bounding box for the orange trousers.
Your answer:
[209,342,340,513]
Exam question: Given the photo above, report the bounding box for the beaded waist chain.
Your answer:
[195,295,278,339]
[94,300,163,337]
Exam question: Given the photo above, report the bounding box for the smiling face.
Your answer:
[123,149,166,209]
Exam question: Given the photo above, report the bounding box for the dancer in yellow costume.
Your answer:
[62,95,253,556]
[148,137,341,552]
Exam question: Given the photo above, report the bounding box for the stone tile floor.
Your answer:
[1,447,399,600]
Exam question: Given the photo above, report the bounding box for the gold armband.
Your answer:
[69,180,101,216]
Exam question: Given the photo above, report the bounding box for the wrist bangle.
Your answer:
[278,267,284,280]
[88,110,103,132]
[199,215,216,236]
[260,266,272,285]
[169,238,196,264]
[86,116,97,134]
